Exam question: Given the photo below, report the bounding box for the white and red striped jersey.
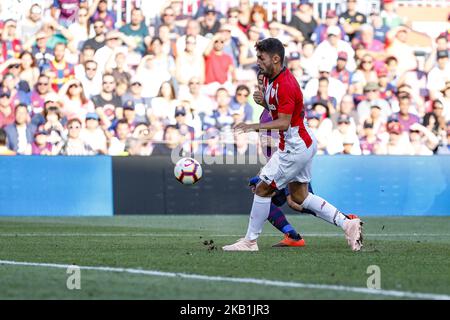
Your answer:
[262,67,313,153]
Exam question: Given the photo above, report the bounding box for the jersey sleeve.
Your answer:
[277,83,296,115]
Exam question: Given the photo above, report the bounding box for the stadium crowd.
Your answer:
[0,0,449,156]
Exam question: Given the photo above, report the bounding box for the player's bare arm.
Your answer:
[234,113,292,133]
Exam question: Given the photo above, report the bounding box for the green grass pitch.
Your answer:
[0,215,449,300]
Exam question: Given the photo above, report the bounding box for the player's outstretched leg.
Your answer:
[289,183,363,251]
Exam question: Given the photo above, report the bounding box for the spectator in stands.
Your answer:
[219,24,241,68]
[32,94,64,128]
[332,94,359,131]
[67,6,90,51]
[339,0,367,41]
[352,54,378,89]
[249,4,269,34]
[288,52,309,88]
[82,19,106,52]
[174,106,195,154]
[439,81,450,120]
[394,92,420,132]
[94,30,135,75]
[59,79,95,122]
[225,7,250,44]
[58,117,95,155]
[52,0,87,28]
[309,101,333,154]
[18,51,39,89]
[408,123,439,155]
[304,63,346,104]
[236,0,252,34]
[331,51,353,88]
[115,100,138,132]
[0,127,16,155]
[0,88,15,128]
[122,77,152,125]
[150,81,178,125]
[31,130,53,155]
[76,60,101,99]
[81,112,107,154]
[359,120,382,155]
[151,124,182,156]
[380,0,404,29]
[288,0,317,42]
[142,38,175,93]
[238,25,260,77]
[230,85,253,123]
[398,58,428,110]
[386,26,416,76]
[108,119,130,155]
[119,7,150,56]
[128,122,154,156]
[45,42,74,92]
[176,35,205,86]
[179,76,212,116]
[203,33,236,90]
[4,104,36,154]
[92,73,123,129]
[158,6,185,39]
[299,40,318,79]
[19,3,44,44]
[30,31,54,72]
[423,100,447,137]
[313,25,356,72]
[200,6,222,38]
[357,82,392,122]
[378,121,410,155]
[326,114,362,155]
[427,50,450,100]
[203,88,235,133]
[312,9,345,45]
[369,11,390,44]
[198,126,223,157]
[105,50,131,85]
[309,77,337,112]
[1,19,23,62]
[88,0,116,31]
[358,24,385,62]
[176,19,209,56]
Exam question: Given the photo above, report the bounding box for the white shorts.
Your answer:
[259,142,317,190]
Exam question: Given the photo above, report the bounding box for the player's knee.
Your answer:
[255,182,275,197]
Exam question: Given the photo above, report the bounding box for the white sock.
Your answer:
[245,194,272,241]
[302,193,348,228]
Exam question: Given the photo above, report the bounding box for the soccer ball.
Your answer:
[174,157,203,185]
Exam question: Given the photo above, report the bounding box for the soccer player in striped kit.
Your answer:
[223,38,363,252]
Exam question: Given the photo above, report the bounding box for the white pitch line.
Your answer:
[0,233,448,237]
[0,260,449,300]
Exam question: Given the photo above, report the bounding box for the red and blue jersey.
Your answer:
[48,59,75,92]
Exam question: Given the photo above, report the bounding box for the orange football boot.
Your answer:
[272,234,306,247]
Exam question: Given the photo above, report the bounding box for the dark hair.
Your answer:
[15,103,28,114]
[19,51,36,68]
[318,76,329,84]
[163,124,178,140]
[236,84,250,94]
[0,128,7,145]
[254,38,285,65]
[115,119,129,130]
[157,81,176,99]
[67,118,81,127]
